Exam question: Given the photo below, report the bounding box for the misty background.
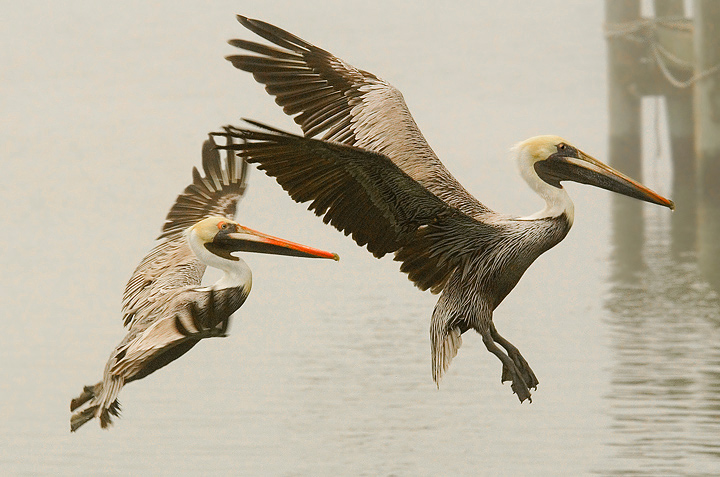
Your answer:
[1,1,718,475]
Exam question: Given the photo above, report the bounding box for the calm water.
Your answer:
[2,1,718,475]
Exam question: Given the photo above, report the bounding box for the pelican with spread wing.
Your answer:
[70,137,338,431]
[217,16,674,402]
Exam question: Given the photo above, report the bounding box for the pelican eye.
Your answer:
[218,221,228,230]
[556,143,578,157]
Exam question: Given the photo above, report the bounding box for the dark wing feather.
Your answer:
[121,137,249,328]
[227,15,379,144]
[219,122,498,294]
[227,15,490,217]
[174,286,248,339]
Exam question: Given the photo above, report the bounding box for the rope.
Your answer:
[604,17,692,41]
[653,96,662,162]
[604,18,720,89]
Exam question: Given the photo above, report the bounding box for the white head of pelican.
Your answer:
[514,135,673,222]
[188,215,337,288]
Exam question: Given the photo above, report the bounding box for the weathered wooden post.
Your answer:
[655,0,697,257]
[694,0,720,288]
[605,0,645,278]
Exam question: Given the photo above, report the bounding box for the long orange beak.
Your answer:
[218,225,339,261]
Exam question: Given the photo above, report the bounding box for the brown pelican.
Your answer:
[70,137,338,431]
[218,16,675,402]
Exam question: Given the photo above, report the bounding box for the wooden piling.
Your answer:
[694,1,720,200]
[655,0,697,256]
[605,0,645,277]
[694,0,720,288]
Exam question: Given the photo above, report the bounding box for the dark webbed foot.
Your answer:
[500,354,538,390]
[491,324,539,390]
[481,330,532,403]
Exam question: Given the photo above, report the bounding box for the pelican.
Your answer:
[218,16,674,402]
[70,137,338,431]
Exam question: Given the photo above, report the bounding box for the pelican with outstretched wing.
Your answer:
[217,16,674,403]
[70,137,338,431]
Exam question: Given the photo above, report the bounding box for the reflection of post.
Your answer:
[655,1,697,257]
[606,0,644,278]
[695,0,720,290]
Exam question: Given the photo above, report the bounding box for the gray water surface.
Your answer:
[2,1,718,475]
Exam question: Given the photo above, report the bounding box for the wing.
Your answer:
[112,285,250,382]
[218,121,499,294]
[227,15,490,217]
[158,135,249,239]
[121,136,249,328]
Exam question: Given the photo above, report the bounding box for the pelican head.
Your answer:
[188,216,339,265]
[514,135,674,222]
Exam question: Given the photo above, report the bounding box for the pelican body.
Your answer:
[70,138,337,431]
[219,17,674,402]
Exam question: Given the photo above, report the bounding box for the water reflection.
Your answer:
[601,210,720,476]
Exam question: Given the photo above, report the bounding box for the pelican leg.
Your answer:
[480,330,532,403]
[490,323,539,390]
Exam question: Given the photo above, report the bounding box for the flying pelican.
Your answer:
[70,137,338,431]
[218,16,674,402]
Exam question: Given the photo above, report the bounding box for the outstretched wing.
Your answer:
[227,15,489,217]
[158,135,249,239]
[112,286,251,382]
[121,136,249,328]
[218,121,499,295]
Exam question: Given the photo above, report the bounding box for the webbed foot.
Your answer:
[481,330,532,403]
[500,353,538,390]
